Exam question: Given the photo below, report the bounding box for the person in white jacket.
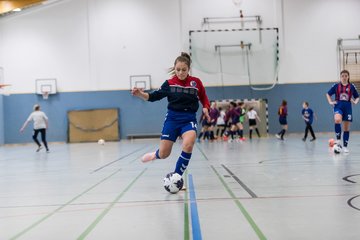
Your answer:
[20,104,49,152]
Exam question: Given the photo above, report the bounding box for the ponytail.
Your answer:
[168,52,192,76]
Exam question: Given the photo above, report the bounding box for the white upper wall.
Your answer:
[0,0,181,93]
[0,0,359,93]
[0,0,91,93]
[281,0,360,84]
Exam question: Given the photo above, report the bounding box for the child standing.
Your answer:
[301,102,316,141]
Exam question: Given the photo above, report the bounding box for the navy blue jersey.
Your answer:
[148,75,210,113]
[327,83,359,102]
[328,82,359,122]
[302,108,314,125]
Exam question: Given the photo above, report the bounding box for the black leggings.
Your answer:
[33,128,49,150]
[304,122,315,139]
[216,124,226,137]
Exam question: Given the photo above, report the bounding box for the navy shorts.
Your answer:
[279,117,287,125]
[201,119,211,127]
[334,101,353,122]
[231,117,240,124]
[161,110,197,142]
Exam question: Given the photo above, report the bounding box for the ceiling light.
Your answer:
[12,8,22,12]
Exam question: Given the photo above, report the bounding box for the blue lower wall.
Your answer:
[3,82,360,144]
[205,83,359,135]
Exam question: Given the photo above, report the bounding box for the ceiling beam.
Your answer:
[0,0,45,15]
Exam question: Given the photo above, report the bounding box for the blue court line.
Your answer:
[188,174,202,240]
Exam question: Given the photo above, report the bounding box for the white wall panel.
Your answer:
[0,0,359,92]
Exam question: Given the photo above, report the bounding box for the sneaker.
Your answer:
[343,147,349,153]
[46,149,50,153]
[302,138,306,142]
[141,152,156,163]
[36,146,43,152]
[275,134,281,139]
[310,138,316,142]
[227,139,233,143]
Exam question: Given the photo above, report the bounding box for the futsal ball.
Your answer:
[333,144,342,154]
[328,138,335,147]
[98,139,105,145]
[163,172,184,194]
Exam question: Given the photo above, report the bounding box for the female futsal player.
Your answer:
[20,104,50,152]
[208,101,220,140]
[247,106,261,139]
[276,100,288,140]
[326,70,359,153]
[131,52,210,176]
[215,107,226,139]
[237,102,246,141]
[225,102,240,142]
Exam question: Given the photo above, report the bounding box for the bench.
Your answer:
[126,133,161,140]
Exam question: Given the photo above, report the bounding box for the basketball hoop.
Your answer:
[42,91,49,100]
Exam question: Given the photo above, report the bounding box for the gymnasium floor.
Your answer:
[1,133,360,240]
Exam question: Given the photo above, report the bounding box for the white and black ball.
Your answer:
[333,144,342,154]
[163,172,184,194]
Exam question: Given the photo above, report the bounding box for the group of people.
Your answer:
[131,52,359,179]
[197,101,261,143]
[275,100,317,142]
[275,69,359,154]
[13,52,358,180]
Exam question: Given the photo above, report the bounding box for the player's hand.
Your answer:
[131,87,144,97]
[203,108,210,122]
[19,128,24,133]
[329,101,337,106]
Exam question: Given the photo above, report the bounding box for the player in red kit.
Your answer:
[131,52,210,175]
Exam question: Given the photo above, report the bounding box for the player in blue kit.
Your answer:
[301,102,316,142]
[131,52,210,175]
[326,70,359,153]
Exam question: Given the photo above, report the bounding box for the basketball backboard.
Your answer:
[35,79,57,95]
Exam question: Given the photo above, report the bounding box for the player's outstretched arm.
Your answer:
[19,121,29,133]
[131,87,149,101]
